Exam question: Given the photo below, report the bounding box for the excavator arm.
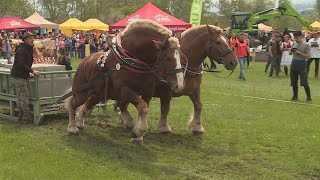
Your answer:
[248,2,312,31]
[232,1,312,33]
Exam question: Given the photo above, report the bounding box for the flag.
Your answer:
[189,0,203,26]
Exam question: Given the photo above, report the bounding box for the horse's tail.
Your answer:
[64,87,73,112]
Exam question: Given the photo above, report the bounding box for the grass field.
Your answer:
[0,58,320,179]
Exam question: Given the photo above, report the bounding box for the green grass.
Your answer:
[1,59,320,179]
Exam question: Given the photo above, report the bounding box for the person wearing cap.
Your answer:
[10,32,40,122]
[268,33,282,77]
[289,31,312,102]
[307,31,320,78]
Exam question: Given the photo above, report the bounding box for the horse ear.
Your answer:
[153,40,164,49]
[206,24,215,36]
[175,33,182,40]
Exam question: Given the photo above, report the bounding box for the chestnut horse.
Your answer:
[65,20,185,143]
[120,24,238,134]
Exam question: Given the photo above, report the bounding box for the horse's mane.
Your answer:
[122,19,172,37]
[121,19,180,49]
[182,25,222,38]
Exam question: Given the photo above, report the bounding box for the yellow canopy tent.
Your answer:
[258,23,272,32]
[59,18,91,36]
[311,21,320,30]
[83,19,109,31]
[302,21,320,37]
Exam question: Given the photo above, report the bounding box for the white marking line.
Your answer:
[174,49,184,89]
[210,91,320,107]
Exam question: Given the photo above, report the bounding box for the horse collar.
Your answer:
[110,35,157,74]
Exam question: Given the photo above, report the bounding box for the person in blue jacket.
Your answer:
[78,35,96,59]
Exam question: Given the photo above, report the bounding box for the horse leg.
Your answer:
[66,93,88,134]
[158,92,172,133]
[188,89,205,134]
[120,87,149,143]
[131,95,152,143]
[75,95,102,129]
[113,100,120,112]
[118,101,135,129]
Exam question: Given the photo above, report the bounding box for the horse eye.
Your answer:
[215,41,221,45]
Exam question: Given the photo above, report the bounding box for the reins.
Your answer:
[203,68,235,78]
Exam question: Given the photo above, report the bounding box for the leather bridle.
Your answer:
[207,34,234,68]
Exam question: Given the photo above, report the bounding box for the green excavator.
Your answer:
[230,1,313,34]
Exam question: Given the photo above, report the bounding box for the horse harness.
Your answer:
[53,35,183,105]
[180,31,235,78]
[108,35,184,83]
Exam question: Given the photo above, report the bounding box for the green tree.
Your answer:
[0,0,33,18]
[316,0,320,17]
[251,0,274,14]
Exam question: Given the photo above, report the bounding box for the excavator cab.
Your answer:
[231,12,251,33]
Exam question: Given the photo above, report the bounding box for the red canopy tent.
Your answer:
[0,16,39,31]
[110,2,191,33]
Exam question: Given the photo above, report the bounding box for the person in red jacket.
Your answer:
[234,33,250,80]
[229,33,238,50]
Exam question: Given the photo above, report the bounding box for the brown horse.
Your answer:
[65,20,185,143]
[120,24,238,134]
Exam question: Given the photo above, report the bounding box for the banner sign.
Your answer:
[189,0,203,26]
[11,38,56,64]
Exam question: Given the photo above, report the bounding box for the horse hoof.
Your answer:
[131,132,138,138]
[124,123,135,130]
[158,125,172,134]
[192,131,204,136]
[123,121,135,130]
[160,131,171,135]
[67,126,80,134]
[130,137,143,144]
[77,126,84,130]
[75,122,84,129]
[125,126,134,130]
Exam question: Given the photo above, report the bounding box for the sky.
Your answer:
[210,0,316,3]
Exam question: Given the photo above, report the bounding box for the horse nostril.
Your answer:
[229,62,234,67]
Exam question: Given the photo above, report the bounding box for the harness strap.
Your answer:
[52,70,114,105]
[111,42,157,74]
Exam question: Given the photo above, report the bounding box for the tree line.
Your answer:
[0,0,319,31]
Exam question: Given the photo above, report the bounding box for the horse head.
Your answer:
[121,20,185,93]
[153,36,184,93]
[206,24,238,70]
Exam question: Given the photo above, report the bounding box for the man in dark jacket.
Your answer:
[10,32,40,122]
[269,33,282,77]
